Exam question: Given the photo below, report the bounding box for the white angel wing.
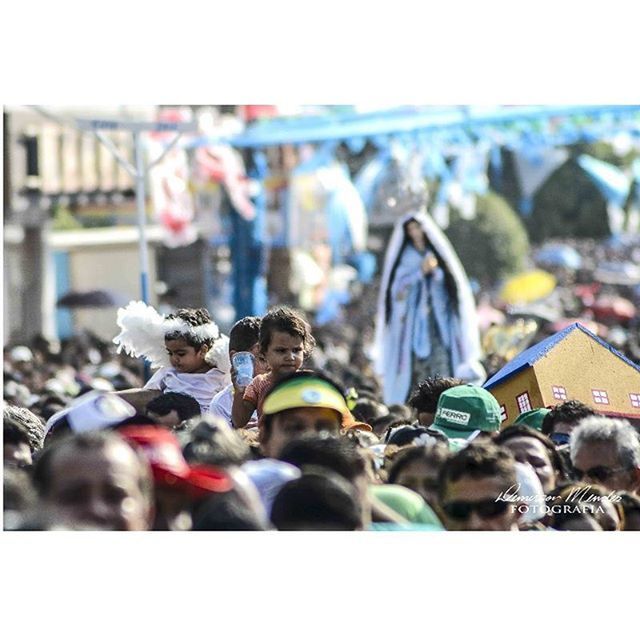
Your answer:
[112,301,172,369]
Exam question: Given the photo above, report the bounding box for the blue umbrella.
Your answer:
[534,244,582,270]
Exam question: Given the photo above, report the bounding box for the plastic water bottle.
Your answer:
[233,352,254,386]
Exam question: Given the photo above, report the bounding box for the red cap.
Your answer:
[118,426,233,497]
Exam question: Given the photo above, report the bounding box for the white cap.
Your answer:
[45,391,136,436]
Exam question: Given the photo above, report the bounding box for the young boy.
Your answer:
[208,316,268,429]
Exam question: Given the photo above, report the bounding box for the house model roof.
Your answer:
[484,322,640,390]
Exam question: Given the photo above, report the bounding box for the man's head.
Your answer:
[270,469,363,530]
[191,490,268,531]
[118,424,233,530]
[387,442,450,508]
[438,441,520,531]
[145,392,201,428]
[570,416,640,493]
[32,431,154,530]
[278,434,367,485]
[409,376,464,426]
[432,384,502,441]
[277,432,371,526]
[182,415,251,468]
[541,400,598,445]
[260,371,349,458]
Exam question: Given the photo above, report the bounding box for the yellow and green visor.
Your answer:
[263,377,349,417]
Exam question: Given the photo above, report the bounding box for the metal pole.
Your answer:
[133,131,150,303]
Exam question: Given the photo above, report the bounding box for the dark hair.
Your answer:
[270,469,362,531]
[32,431,152,500]
[352,398,388,424]
[408,376,465,414]
[182,415,250,468]
[385,217,459,323]
[386,403,414,421]
[259,306,315,355]
[380,418,416,443]
[191,490,266,531]
[3,416,33,450]
[541,400,598,436]
[493,424,570,482]
[387,442,450,485]
[278,434,366,483]
[3,404,45,453]
[548,509,602,531]
[113,413,160,429]
[261,369,348,442]
[164,308,218,349]
[229,316,261,353]
[438,441,517,499]
[386,425,448,447]
[146,392,201,422]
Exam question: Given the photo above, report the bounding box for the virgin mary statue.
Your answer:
[374,209,485,405]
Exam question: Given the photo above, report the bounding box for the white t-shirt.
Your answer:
[207,383,258,429]
[144,366,228,413]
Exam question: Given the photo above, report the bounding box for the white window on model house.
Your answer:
[500,405,508,422]
[516,392,532,413]
[630,393,640,408]
[591,389,610,405]
[551,385,567,401]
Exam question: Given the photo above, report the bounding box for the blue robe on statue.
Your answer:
[374,210,485,406]
[385,244,459,404]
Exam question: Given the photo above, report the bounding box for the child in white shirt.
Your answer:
[113,301,230,413]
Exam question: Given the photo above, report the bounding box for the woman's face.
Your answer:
[405,221,425,248]
[503,436,556,494]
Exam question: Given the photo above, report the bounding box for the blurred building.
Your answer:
[3,106,160,343]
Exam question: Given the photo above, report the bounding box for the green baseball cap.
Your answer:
[513,408,550,431]
[432,384,501,440]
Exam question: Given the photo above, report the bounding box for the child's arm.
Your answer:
[230,365,257,429]
[231,392,255,430]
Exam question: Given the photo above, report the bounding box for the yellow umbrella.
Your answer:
[500,269,557,305]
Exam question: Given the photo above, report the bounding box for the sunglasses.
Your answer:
[573,465,629,483]
[550,433,570,446]
[442,499,510,521]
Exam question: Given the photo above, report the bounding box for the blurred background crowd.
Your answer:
[3,104,640,532]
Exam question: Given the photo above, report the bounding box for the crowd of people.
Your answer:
[4,290,640,531]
